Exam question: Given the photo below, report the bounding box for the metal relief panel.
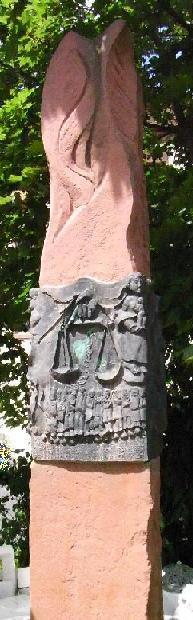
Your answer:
[28,274,166,461]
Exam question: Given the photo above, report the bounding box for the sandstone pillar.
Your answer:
[29,20,166,620]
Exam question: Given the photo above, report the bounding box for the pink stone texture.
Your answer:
[40,20,150,285]
[30,461,162,620]
[30,20,163,620]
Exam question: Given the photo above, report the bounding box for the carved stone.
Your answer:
[28,273,166,461]
[40,21,150,287]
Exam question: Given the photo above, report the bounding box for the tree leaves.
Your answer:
[182,344,193,365]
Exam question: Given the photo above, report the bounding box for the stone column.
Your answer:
[29,20,166,620]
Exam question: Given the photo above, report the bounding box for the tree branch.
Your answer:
[165,5,193,36]
[145,120,177,138]
[158,0,193,35]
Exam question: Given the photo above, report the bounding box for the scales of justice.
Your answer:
[50,293,122,385]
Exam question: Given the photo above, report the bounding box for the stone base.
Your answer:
[30,458,163,620]
[0,545,16,600]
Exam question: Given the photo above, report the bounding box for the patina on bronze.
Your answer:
[28,272,166,462]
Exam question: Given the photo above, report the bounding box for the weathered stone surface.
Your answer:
[28,274,166,461]
[30,459,163,620]
[162,564,193,594]
[40,20,149,286]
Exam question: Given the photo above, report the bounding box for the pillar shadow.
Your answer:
[146,459,164,620]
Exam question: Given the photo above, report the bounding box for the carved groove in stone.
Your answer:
[28,274,166,462]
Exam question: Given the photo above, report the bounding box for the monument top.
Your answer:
[40,20,150,286]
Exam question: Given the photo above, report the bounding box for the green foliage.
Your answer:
[0,441,14,470]
[0,0,193,565]
[0,452,31,568]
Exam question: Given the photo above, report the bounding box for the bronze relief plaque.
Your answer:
[28,274,166,461]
